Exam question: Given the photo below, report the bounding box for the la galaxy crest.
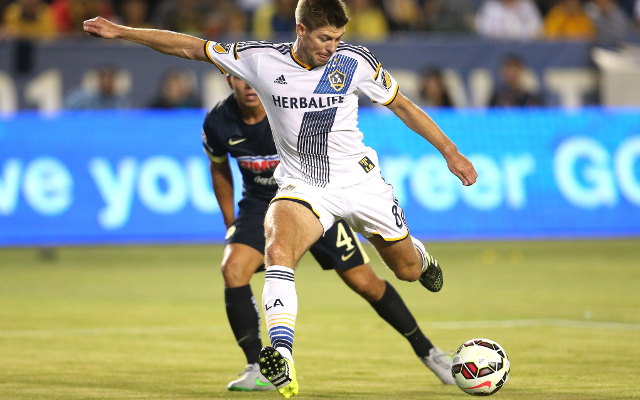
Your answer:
[328,69,346,92]
[379,69,392,91]
[313,53,356,94]
[213,43,232,54]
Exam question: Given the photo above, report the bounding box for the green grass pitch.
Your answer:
[1,239,638,400]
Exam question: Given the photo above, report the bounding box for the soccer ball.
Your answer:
[451,338,510,396]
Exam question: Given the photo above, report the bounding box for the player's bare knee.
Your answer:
[264,240,293,268]
[221,260,250,287]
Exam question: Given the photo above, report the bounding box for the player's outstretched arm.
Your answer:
[387,92,478,186]
[83,17,208,62]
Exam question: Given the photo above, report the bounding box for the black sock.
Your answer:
[369,281,434,358]
[225,285,262,365]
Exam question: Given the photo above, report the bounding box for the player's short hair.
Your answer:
[295,0,349,31]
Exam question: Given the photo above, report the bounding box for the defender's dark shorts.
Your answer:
[225,197,369,271]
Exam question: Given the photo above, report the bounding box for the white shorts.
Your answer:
[271,175,409,242]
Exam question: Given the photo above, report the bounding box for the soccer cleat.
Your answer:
[413,237,443,292]
[259,346,299,398]
[419,254,443,292]
[227,363,275,391]
[421,347,456,385]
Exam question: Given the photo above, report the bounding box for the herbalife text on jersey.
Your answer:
[272,95,345,109]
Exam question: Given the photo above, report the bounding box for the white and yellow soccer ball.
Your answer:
[451,338,510,396]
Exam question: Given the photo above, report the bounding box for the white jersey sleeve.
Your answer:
[204,41,257,83]
[340,44,399,106]
[204,40,293,86]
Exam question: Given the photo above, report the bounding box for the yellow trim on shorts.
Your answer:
[270,196,321,219]
[372,230,409,242]
[204,41,227,74]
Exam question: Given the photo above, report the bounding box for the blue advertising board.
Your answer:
[1,108,639,245]
[365,108,640,240]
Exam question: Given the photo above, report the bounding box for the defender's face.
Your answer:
[227,75,261,108]
[297,24,345,67]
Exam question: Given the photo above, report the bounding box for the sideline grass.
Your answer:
[0,239,638,400]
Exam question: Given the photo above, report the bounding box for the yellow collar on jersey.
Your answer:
[290,46,313,70]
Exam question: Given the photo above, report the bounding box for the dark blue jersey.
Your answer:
[203,94,279,202]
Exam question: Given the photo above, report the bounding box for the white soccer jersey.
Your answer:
[204,40,399,189]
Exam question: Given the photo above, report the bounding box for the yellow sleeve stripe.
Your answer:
[203,148,228,163]
[382,84,400,106]
[373,63,382,80]
[209,154,228,163]
[204,41,227,74]
[234,43,239,60]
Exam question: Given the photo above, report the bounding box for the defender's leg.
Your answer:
[335,263,386,302]
[315,219,451,383]
[337,265,454,384]
[221,243,264,288]
[221,244,274,391]
[337,264,432,355]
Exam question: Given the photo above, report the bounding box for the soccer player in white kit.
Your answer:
[84,1,477,397]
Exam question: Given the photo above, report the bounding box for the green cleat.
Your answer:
[258,346,299,398]
[227,363,275,391]
[420,347,455,385]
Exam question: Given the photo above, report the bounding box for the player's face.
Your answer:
[227,75,261,108]
[296,24,345,67]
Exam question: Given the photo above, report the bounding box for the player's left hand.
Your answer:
[447,153,477,186]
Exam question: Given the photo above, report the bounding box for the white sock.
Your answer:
[263,265,297,362]
[411,236,428,272]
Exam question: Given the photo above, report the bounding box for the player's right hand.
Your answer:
[447,153,477,186]
[83,17,122,39]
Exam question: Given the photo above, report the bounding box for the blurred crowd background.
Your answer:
[1,0,640,110]
[2,0,640,43]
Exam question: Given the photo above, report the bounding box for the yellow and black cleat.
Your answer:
[259,346,299,398]
[419,253,443,292]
